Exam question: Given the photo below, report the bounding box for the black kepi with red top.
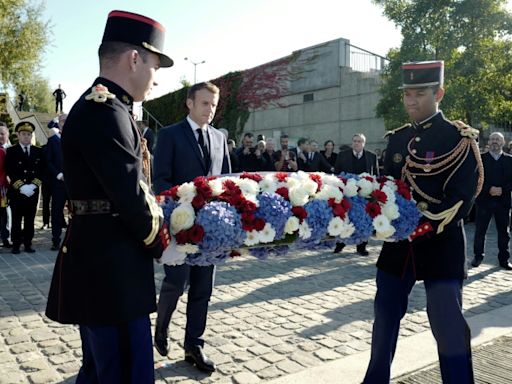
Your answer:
[102,10,173,67]
[400,60,444,89]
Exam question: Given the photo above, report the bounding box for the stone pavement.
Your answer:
[0,219,511,384]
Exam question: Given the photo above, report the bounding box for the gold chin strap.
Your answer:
[422,200,463,234]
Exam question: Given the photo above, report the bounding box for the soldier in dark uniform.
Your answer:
[363,61,483,383]
[45,10,172,383]
[5,122,44,254]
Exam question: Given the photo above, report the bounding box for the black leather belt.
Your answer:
[70,199,114,215]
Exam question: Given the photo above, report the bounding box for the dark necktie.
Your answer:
[196,128,210,171]
[23,146,29,158]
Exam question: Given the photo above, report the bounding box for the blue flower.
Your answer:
[296,200,333,247]
[161,197,177,227]
[186,251,231,266]
[249,245,289,260]
[344,196,373,245]
[255,193,292,239]
[390,195,421,240]
[195,201,245,256]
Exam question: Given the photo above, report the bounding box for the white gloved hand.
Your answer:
[56,173,64,181]
[19,185,31,196]
[26,183,37,191]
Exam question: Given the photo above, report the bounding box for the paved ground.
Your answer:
[0,219,511,383]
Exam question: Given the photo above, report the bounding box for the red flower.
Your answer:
[230,250,241,258]
[275,172,288,182]
[253,218,266,231]
[309,174,322,192]
[240,172,263,182]
[241,212,256,231]
[363,176,374,182]
[240,199,257,213]
[332,204,347,219]
[371,190,388,204]
[188,224,205,243]
[327,198,336,208]
[276,187,289,200]
[194,177,213,199]
[207,176,218,181]
[161,185,179,200]
[175,231,189,245]
[191,194,206,210]
[395,180,412,200]
[292,206,308,222]
[341,198,352,211]
[377,176,388,183]
[339,176,348,183]
[365,202,382,218]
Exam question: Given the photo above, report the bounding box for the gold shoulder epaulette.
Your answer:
[452,120,479,140]
[85,84,116,103]
[383,123,412,138]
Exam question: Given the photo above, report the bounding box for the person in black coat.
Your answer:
[320,140,337,169]
[363,60,481,383]
[236,132,267,171]
[471,132,512,270]
[334,133,379,255]
[45,11,172,383]
[5,122,44,254]
[153,82,230,373]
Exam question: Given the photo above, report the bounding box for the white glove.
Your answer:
[19,185,34,197]
[25,183,37,192]
[56,173,64,181]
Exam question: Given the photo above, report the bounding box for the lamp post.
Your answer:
[184,57,206,84]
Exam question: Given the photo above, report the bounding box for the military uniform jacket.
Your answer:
[5,144,44,196]
[46,78,163,326]
[377,112,481,280]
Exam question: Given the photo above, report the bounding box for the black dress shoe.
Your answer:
[12,247,20,255]
[471,256,483,267]
[51,242,60,251]
[500,262,512,270]
[2,240,12,248]
[333,243,345,254]
[357,248,369,256]
[154,332,168,356]
[184,346,216,372]
[24,246,36,253]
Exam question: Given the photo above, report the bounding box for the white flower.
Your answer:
[259,175,278,193]
[328,217,344,237]
[384,180,398,191]
[286,177,300,189]
[259,223,276,243]
[284,216,300,234]
[303,179,319,195]
[357,179,373,197]
[373,214,395,239]
[236,178,260,196]
[170,203,195,233]
[176,243,200,254]
[381,185,396,203]
[315,184,343,202]
[338,219,356,238]
[382,202,400,220]
[322,174,345,188]
[289,186,310,206]
[298,221,312,239]
[244,230,260,246]
[177,182,196,203]
[209,179,224,196]
[343,179,358,197]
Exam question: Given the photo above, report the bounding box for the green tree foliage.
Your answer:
[22,73,53,113]
[0,0,50,109]
[373,0,512,129]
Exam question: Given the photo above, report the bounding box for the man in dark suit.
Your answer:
[5,122,44,254]
[236,132,266,171]
[46,115,67,250]
[471,132,512,270]
[45,11,172,383]
[363,60,481,383]
[153,82,230,373]
[305,139,334,173]
[334,133,379,255]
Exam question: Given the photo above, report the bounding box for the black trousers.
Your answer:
[55,99,63,113]
[473,201,510,263]
[51,181,67,244]
[0,206,9,242]
[10,193,38,247]
[156,264,214,349]
[41,181,52,226]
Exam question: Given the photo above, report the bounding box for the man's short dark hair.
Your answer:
[297,137,308,147]
[243,132,254,139]
[187,82,220,100]
[98,41,149,66]
[324,139,334,147]
[280,134,288,139]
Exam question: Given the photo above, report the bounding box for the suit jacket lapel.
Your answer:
[182,119,206,172]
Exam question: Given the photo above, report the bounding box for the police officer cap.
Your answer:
[102,10,173,68]
[15,121,35,133]
[400,60,444,89]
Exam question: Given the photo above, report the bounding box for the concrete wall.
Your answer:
[243,38,387,152]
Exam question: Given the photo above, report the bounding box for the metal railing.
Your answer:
[348,44,389,73]
[141,105,164,132]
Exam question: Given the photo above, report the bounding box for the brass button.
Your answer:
[415,137,421,142]
[411,149,417,154]
[62,246,68,253]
